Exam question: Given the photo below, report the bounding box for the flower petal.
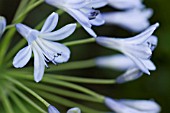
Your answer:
[45,0,86,9]
[41,12,59,33]
[67,107,81,113]
[123,44,152,59]
[40,39,71,64]
[108,0,144,9]
[40,23,76,41]
[96,54,135,71]
[124,52,150,75]
[90,14,105,26]
[86,0,108,8]
[48,105,60,113]
[13,45,32,68]
[118,99,161,112]
[104,97,142,113]
[0,16,6,37]
[141,59,156,71]
[15,23,33,38]
[103,9,153,32]
[126,23,159,44]
[116,68,143,84]
[32,46,45,82]
[66,8,91,28]
[96,37,121,50]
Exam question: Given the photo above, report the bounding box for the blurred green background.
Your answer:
[0,0,170,112]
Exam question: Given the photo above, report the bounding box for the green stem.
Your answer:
[7,72,105,102]
[24,82,102,103]
[13,0,44,23]
[11,87,47,113]
[0,88,14,113]
[44,74,116,84]
[5,76,50,107]
[10,92,31,113]
[37,91,105,113]
[46,59,96,72]
[64,38,95,46]
[14,0,29,19]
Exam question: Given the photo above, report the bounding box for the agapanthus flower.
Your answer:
[45,0,108,37]
[105,97,161,113]
[0,16,6,38]
[108,0,144,10]
[96,23,159,75]
[103,8,153,32]
[13,12,76,82]
[48,105,81,113]
[96,35,158,83]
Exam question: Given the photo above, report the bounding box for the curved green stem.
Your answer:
[10,92,30,113]
[0,88,14,113]
[7,71,105,102]
[46,59,96,72]
[13,0,44,23]
[25,82,102,103]
[64,38,95,46]
[45,74,116,84]
[11,87,47,113]
[5,76,50,107]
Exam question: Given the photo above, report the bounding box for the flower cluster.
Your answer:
[0,0,161,113]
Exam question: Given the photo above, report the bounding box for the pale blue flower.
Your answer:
[13,12,76,82]
[0,16,6,38]
[103,8,153,32]
[48,105,60,113]
[96,35,158,83]
[67,107,81,113]
[108,0,144,10]
[48,105,81,113]
[116,36,158,83]
[96,23,159,75]
[45,0,108,37]
[105,97,161,113]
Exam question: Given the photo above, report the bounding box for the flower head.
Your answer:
[108,0,144,10]
[45,0,108,37]
[103,8,153,32]
[96,23,159,75]
[0,16,6,38]
[13,12,76,82]
[105,97,161,113]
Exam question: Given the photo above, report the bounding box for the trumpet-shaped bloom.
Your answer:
[96,23,159,75]
[103,8,153,32]
[45,0,108,37]
[108,0,144,10]
[105,97,161,113]
[0,16,6,38]
[116,36,158,84]
[13,12,76,82]
[48,105,81,113]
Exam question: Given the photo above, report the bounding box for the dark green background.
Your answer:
[0,0,170,112]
